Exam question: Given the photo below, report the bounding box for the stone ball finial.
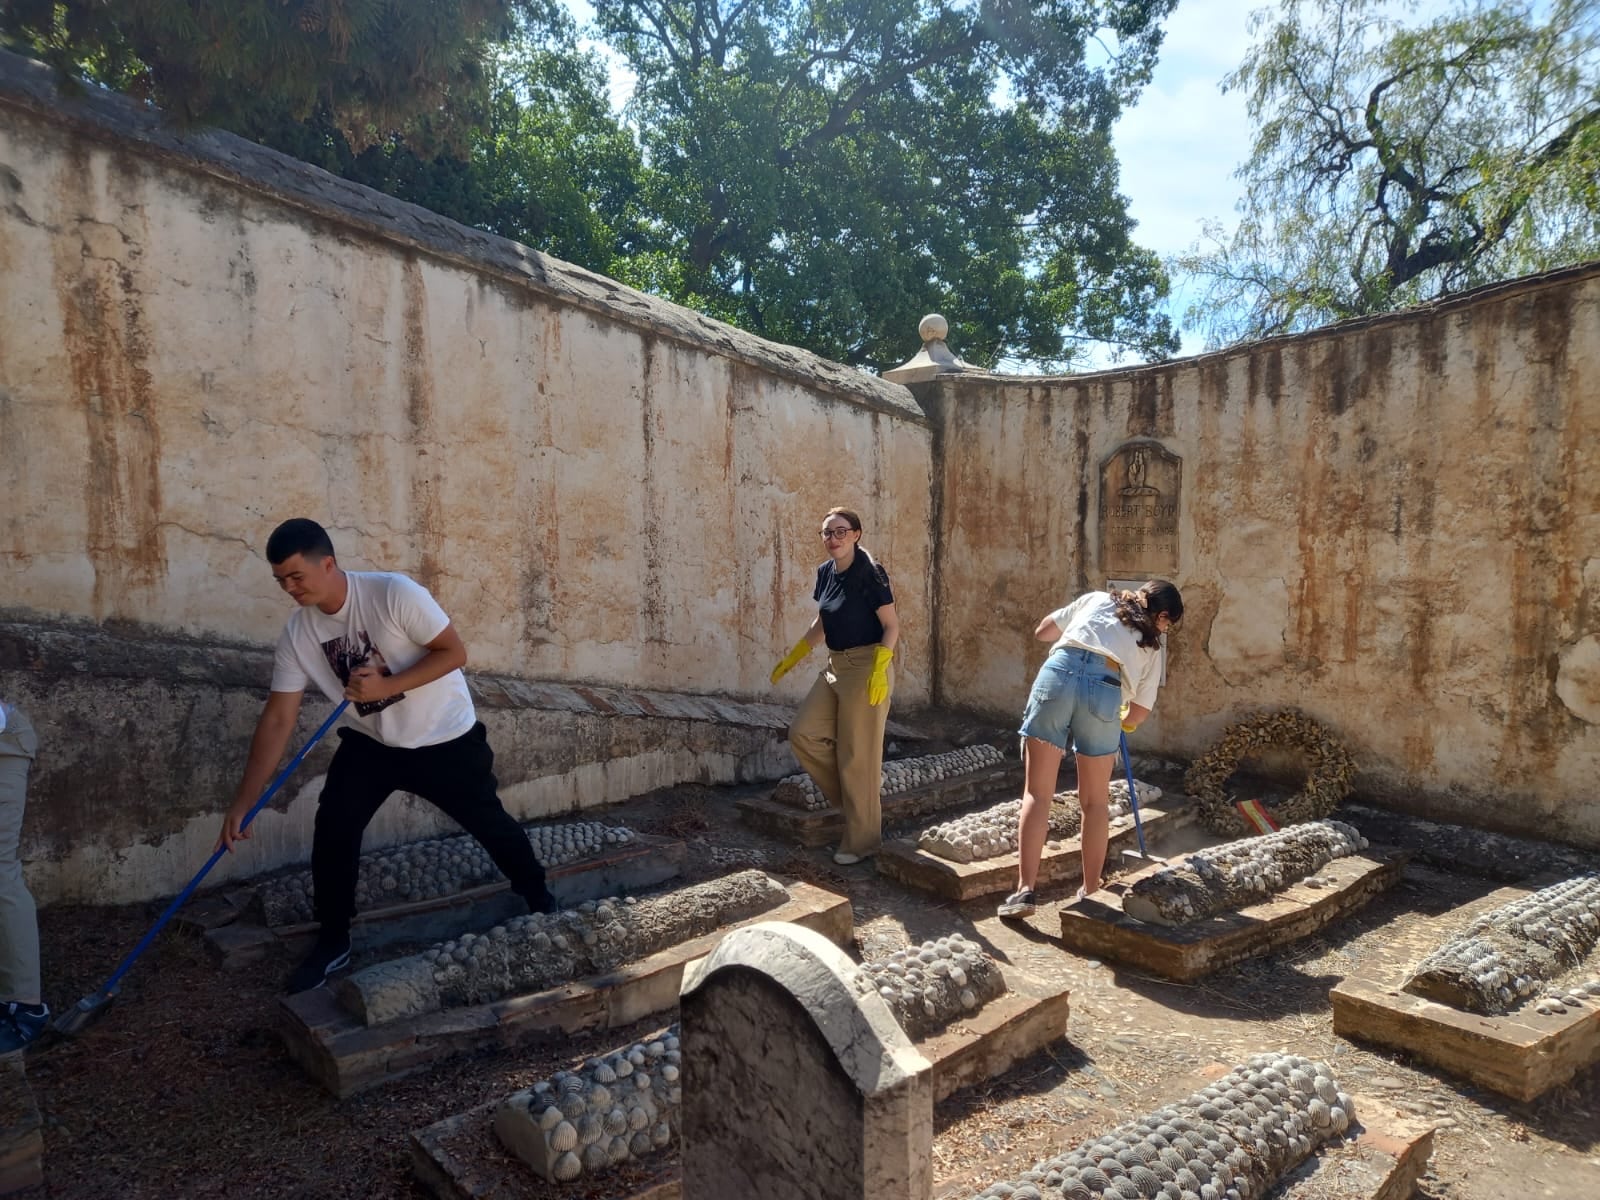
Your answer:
[918,314,948,343]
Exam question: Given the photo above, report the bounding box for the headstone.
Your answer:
[679,921,933,1200]
[1099,440,1182,577]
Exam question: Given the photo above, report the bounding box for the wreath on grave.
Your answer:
[1184,709,1356,836]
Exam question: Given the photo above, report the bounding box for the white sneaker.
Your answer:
[833,850,865,865]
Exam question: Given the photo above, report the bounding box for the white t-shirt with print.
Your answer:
[270,571,475,749]
[1047,591,1167,712]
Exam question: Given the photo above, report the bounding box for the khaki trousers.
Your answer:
[789,645,893,856]
[0,704,40,1003]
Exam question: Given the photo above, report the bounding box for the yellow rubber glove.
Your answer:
[769,638,812,684]
[1119,702,1136,734]
[867,646,894,706]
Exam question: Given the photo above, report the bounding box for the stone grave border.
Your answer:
[408,960,1070,1200]
[1330,877,1600,1102]
[1280,1095,1434,1200]
[278,879,851,1098]
[0,1056,42,1196]
[734,763,1023,847]
[876,800,1194,901]
[189,833,688,970]
[1057,847,1409,980]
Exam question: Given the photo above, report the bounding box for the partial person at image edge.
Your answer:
[0,699,48,1053]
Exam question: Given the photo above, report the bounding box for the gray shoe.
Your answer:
[997,889,1038,919]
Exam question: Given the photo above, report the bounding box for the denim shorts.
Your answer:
[1017,646,1123,758]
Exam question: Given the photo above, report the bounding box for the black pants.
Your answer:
[311,722,549,934]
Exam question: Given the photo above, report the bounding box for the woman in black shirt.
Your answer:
[770,507,900,863]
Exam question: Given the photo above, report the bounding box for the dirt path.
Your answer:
[16,778,1600,1198]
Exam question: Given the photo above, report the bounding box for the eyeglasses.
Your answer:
[820,527,856,540]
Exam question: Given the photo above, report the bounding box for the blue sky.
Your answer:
[1096,0,1260,361]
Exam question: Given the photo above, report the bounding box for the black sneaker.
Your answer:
[996,889,1038,920]
[286,932,351,994]
[0,1002,49,1054]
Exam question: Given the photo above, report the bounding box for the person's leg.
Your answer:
[788,668,841,807]
[410,723,554,912]
[1067,659,1125,896]
[1015,737,1065,892]
[0,709,41,1008]
[310,730,396,936]
[1074,751,1117,894]
[1007,654,1075,897]
[832,647,890,857]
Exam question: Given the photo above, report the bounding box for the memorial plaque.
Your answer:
[1099,441,1181,576]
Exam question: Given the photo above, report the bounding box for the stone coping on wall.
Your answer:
[0,49,922,424]
[912,259,1600,390]
[0,615,920,735]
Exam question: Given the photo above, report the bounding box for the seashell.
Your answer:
[548,1121,578,1152]
[551,1151,582,1181]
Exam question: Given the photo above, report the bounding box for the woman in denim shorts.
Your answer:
[998,580,1183,919]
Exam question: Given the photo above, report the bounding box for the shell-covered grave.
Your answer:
[916,779,1157,865]
[773,744,1006,812]
[1403,873,1600,1015]
[1122,819,1369,928]
[1184,709,1355,837]
[257,821,638,926]
[859,933,1006,1041]
[335,869,788,1026]
[494,1027,682,1183]
[971,1052,1355,1200]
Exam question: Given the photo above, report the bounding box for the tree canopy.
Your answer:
[595,0,1180,368]
[3,0,1186,370]
[0,0,530,143]
[1180,0,1600,347]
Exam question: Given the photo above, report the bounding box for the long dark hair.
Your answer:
[1111,579,1183,649]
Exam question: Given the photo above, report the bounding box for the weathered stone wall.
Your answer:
[920,264,1600,847]
[4,47,1598,903]
[0,52,931,903]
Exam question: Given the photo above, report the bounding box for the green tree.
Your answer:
[0,0,529,143]
[1181,0,1600,346]
[593,0,1181,369]
[250,25,647,273]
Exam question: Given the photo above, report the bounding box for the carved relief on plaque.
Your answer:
[1099,440,1181,576]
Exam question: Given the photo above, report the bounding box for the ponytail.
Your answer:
[1112,579,1184,649]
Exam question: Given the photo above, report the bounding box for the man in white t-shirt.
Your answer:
[217,519,555,993]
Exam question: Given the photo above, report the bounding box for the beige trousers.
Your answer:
[789,645,893,856]
[0,704,40,1003]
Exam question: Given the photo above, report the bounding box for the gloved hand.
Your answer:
[868,646,894,706]
[770,638,813,684]
[1119,701,1136,735]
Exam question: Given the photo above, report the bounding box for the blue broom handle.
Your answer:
[97,700,350,996]
[1119,729,1148,858]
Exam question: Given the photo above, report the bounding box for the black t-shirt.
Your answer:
[814,551,895,651]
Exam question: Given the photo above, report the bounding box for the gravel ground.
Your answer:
[16,759,1600,1199]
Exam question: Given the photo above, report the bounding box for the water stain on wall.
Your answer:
[52,145,166,618]
[401,256,444,592]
